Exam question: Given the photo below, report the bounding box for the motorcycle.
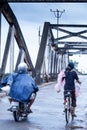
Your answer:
[0,85,36,122]
[8,98,32,122]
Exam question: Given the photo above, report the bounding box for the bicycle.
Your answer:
[64,90,74,124]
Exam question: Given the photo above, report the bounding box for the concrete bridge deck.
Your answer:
[0,75,86,130]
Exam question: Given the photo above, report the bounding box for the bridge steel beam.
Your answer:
[51,24,87,28]
[69,50,87,55]
[35,22,50,83]
[0,9,2,64]
[58,42,87,45]
[0,25,13,76]
[50,50,53,78]
[15,48,24,71]
[53,52,57,78]
[51,25,87,42]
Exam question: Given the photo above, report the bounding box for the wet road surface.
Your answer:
[0,75,87,130]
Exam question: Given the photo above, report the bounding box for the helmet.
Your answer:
[68,62,74,69]
[18,62,28,72]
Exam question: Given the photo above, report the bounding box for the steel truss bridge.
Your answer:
[0,1,87,84]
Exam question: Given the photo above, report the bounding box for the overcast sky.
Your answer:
[10,3,87,24]
[2,2,87,73]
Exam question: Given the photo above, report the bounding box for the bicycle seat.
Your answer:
[65,91,71,97]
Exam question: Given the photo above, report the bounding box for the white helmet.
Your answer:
[18,62,28,72]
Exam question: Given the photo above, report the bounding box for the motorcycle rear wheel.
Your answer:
[13,111,20,122]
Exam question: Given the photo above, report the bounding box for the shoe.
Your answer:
[71,106,77,117]
[72,113,77,117]
[7,107,12,112]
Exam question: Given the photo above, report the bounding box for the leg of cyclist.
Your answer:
[64,91,66,103]
[64,90,68,103]
[71,90,77,117]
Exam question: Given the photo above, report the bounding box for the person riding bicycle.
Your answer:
[63,62,81,117]
[0,62,39,113]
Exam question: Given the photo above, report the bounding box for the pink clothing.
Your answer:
[75,81,80,97]
[55,69,65,92]
[55,69,80,97]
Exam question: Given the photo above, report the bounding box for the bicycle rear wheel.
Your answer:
[65,108,71,124]
[71,109,74,121]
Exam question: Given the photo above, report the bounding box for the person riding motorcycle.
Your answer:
[0,62,39,113]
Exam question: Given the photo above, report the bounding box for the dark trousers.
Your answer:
[64,90,76,107]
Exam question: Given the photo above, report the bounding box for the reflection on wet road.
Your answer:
[0,75,87,130]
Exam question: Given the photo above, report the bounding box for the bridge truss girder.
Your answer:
[0,2,36,80]
[50,24,87,55]
[35,22,87,83]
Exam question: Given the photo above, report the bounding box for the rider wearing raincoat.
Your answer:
[0,62,39,112]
